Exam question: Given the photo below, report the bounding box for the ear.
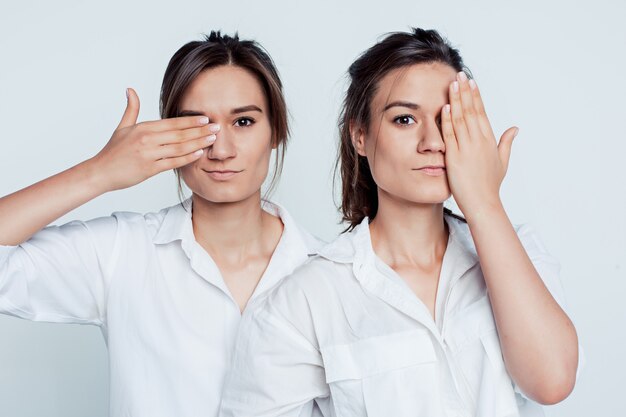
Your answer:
[349,120,367,157]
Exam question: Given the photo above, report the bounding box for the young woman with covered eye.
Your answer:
[219,28,580,417]
[0,32,324,417]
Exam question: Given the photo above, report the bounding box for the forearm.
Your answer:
[465,202,579,404]
[0,158,110,246]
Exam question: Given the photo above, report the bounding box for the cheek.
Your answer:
[245,125,274,164]
[178,164,203,193]
[366,132,411,180]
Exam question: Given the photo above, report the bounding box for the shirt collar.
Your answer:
[151,198,323,300]
[152,197,322,255]
[250,200,324,297]
[152,198,193,245]
[444,214,480,281]
[259,199,323,257]
[318,214,479,334]
[318,213,479,274]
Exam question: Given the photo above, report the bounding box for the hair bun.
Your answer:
[205,30,240,44]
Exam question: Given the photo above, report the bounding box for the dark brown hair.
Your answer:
[338,28,469,230]
[160,31,288,201]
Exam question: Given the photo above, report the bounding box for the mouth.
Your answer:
[414,166,446,176]
[201,169,243,180]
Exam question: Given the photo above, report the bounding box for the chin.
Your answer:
[192,187,260,205]
[389,184,450,206]
[405,195,450,205]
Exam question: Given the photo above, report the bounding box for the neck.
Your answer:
[369,189,448,267]
[191,191,268,258]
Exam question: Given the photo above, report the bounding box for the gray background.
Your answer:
[0,0,624,415]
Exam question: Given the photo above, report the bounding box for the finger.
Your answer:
[457,72,482,140]
[154,135,216,160]
[440,104,458,153]
[498,127,519,173]
[117,88,140,130]
[140,115,211,133]
[152,124,220,146]
[468,79,496,140]
[449,80,471,147]
[154,149,205,172]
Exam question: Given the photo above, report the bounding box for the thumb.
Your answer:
[498,126,519,172]
[117,87,140,130]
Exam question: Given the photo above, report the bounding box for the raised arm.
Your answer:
[0,88,216,245]
[441,72,579,404]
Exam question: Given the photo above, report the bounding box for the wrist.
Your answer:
[78,157,114,195]
[461,198,506,226]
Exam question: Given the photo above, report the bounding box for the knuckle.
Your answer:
[136,147,146,158]
[170,143,183,155]
[174,131,186,142]
[170,158,181,169]
[198,136,211,147]
[161,159,176,171]
[138,132,151,146]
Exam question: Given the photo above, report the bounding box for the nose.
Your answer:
[416,117,445,154]
[207,127,236,161]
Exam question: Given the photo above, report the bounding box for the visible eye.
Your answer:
[393,114,416,125]
[234,117,255,127]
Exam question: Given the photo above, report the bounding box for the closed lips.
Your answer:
[414,166,446,176]
[201,169,244,180]
[415,165,445,170]
[202,169,243,173]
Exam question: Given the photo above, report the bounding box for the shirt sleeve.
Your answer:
[0,215,121,326]
[219,277,330,417]
[512,224,584,402]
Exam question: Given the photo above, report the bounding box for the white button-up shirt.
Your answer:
[0,198,323,417]
[220,214,579,417]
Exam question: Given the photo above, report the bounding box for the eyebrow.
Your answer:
[231,105,263,114]
[383,101,420,112]
[178,105,263,117]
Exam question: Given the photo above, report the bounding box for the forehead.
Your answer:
[180,65,266,111]
[373,62,458,111]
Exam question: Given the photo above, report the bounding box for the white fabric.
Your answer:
[220,214,581,417]
[0,198,324,417]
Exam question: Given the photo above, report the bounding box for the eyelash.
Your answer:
[392,115,443,127]
[393,114,416,125]
[234,117,255,127]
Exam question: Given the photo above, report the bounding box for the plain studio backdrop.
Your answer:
[0,0,624,415]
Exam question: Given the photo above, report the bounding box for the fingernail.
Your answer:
[125,88,129,101]
[458,72,467,81]
[209,124,221,132]
[452,81,459,92]
[194,149,204,156]
[206,134,216,144]
[469,79,477,90]
[198,117,209,125]
[444,104,451,114]
[513,127,520,138]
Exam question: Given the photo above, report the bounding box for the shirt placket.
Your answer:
[353,227,480,416]
[439,234,481,416]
